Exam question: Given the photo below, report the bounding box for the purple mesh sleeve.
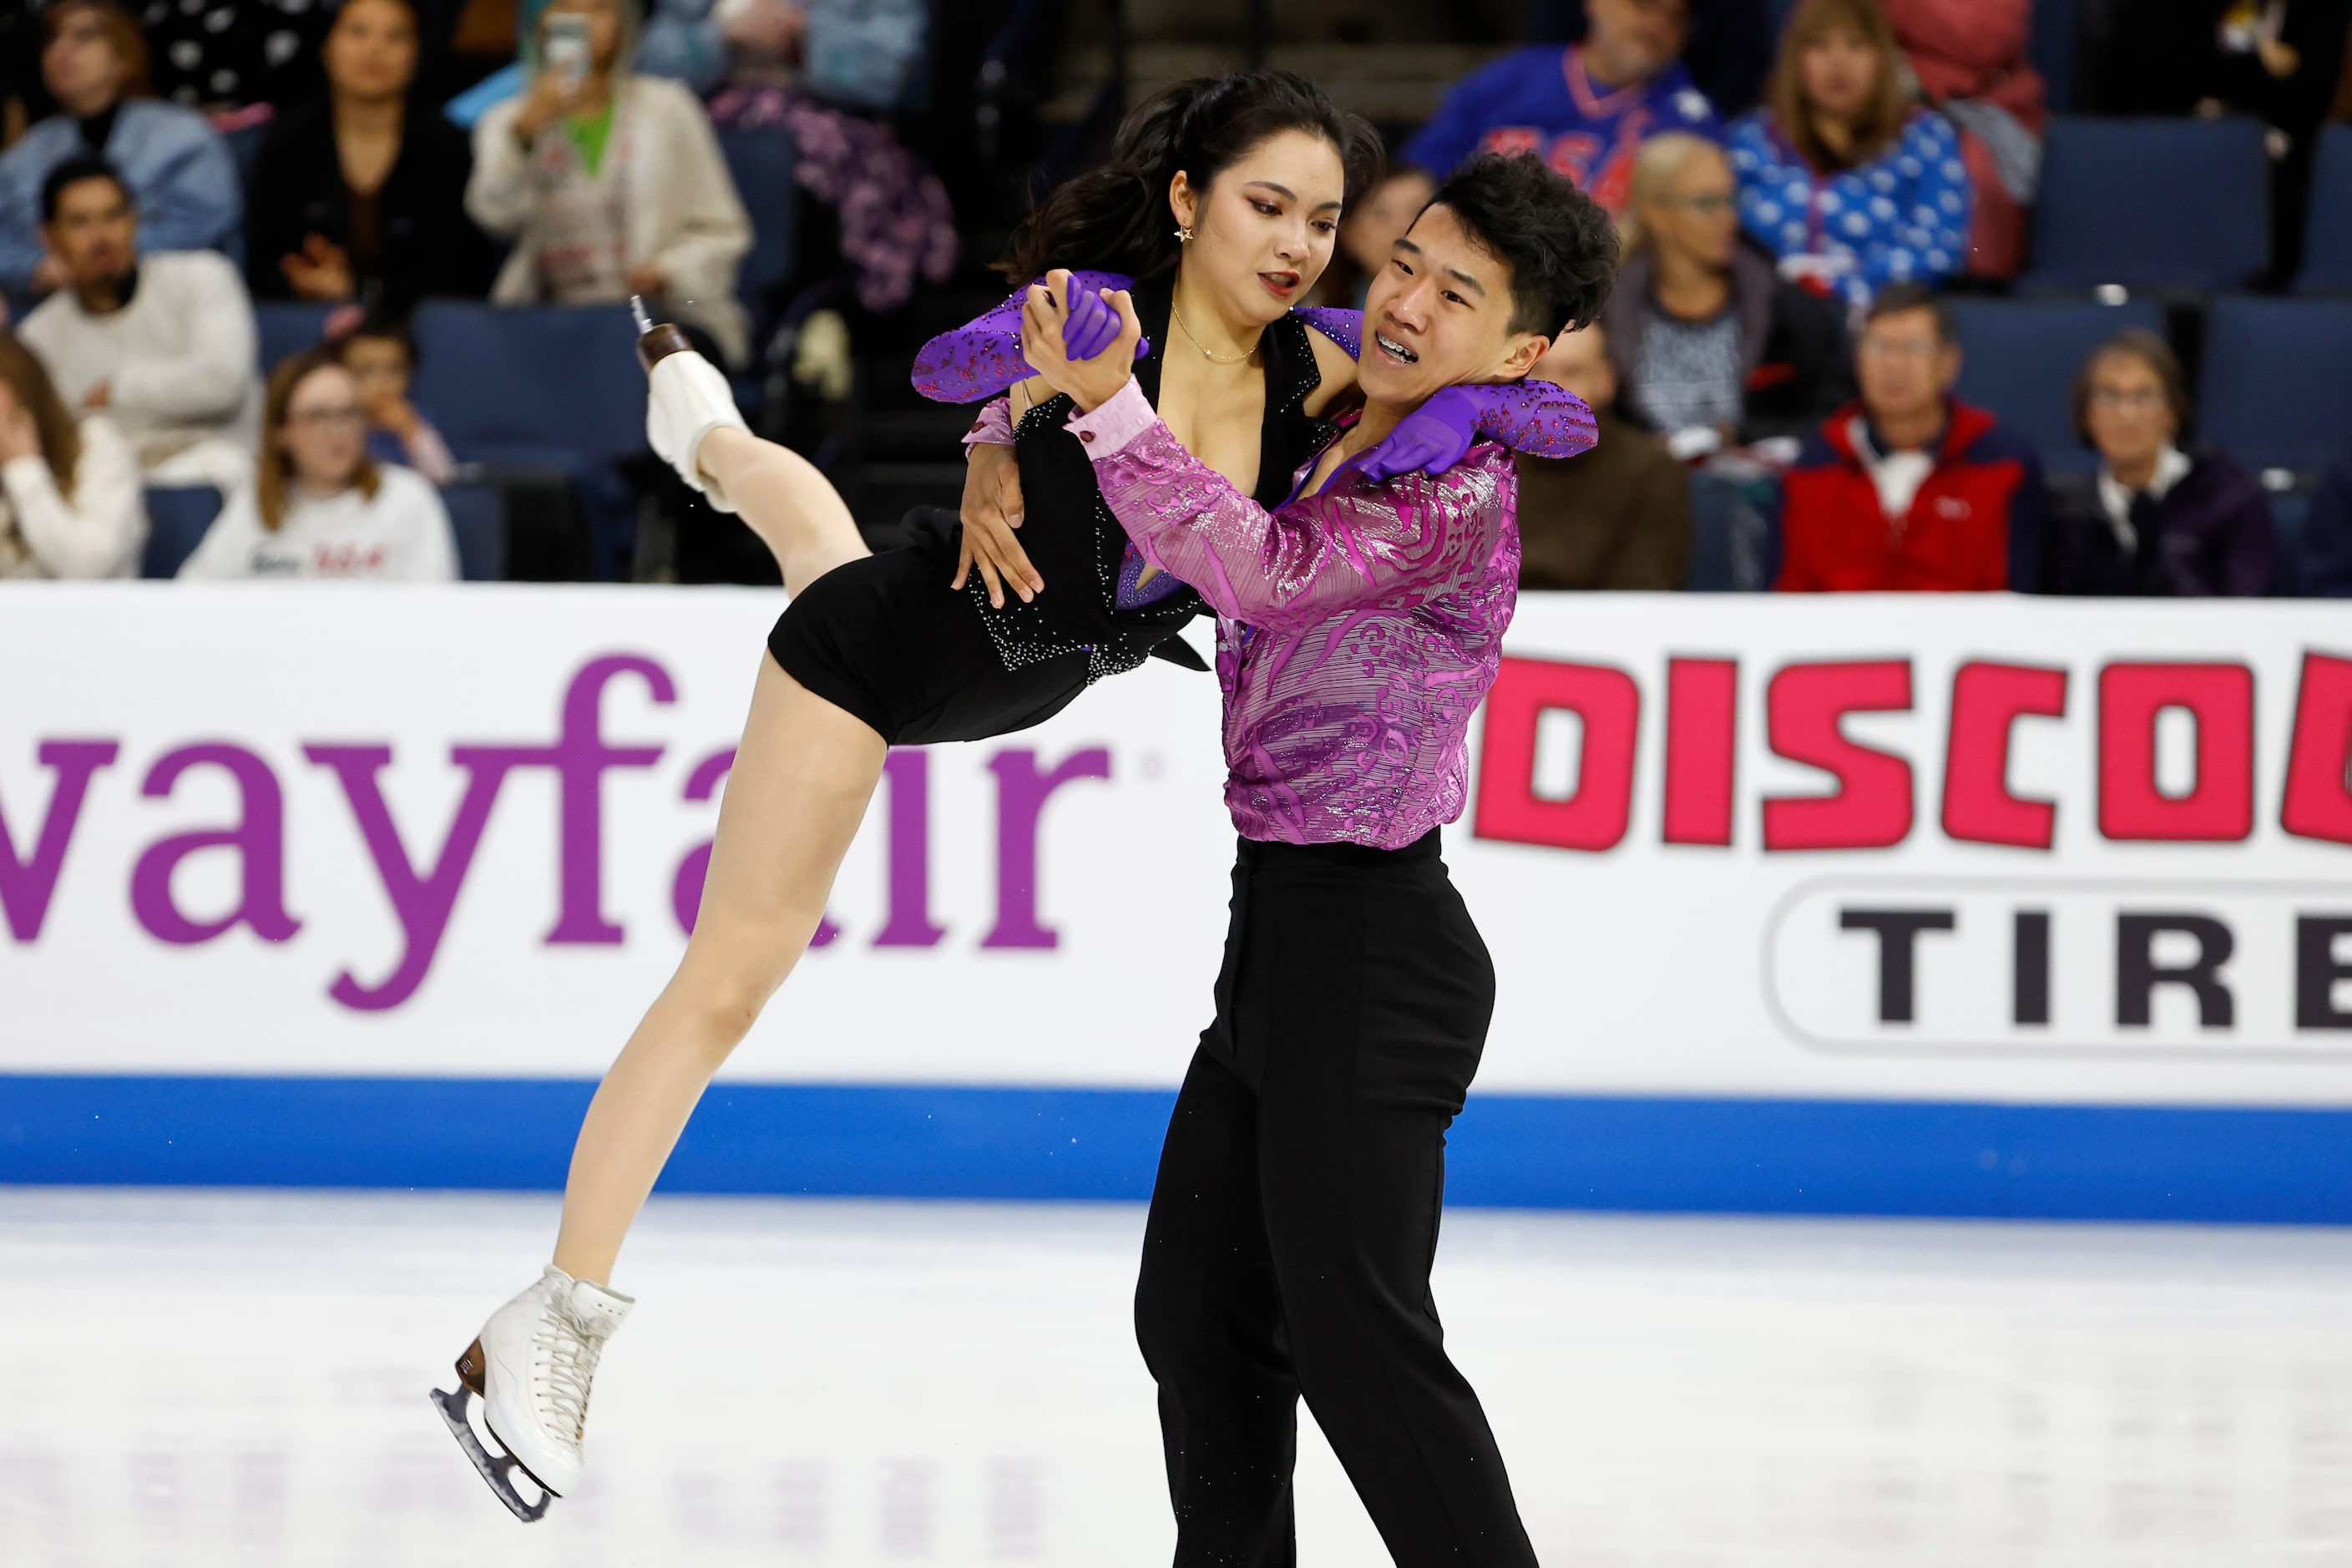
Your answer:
[1292,306,1361,357]
[1459,380,1599,461]
[909,270,1138,403]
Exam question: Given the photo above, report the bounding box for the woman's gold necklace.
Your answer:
[1171,300,1257,367]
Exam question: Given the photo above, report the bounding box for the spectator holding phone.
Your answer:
[466,0,753,363]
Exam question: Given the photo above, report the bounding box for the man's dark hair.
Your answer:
[1424,153,1618,339]
[40,155,131,224]
[1864,281,1957,346]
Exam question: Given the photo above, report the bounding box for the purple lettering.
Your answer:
[304,743,526,1011]
[670,746,838,946]
[873,749,944,948]
[129,744,300,944]
[542,655,677,946]
[0,740,119,942]
[983,746,1111,950]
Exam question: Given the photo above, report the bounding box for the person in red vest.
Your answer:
[1776,281,2041,591]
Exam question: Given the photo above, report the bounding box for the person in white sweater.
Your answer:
[16,157,260,497]
[179,346,458,581]
[0,330,145,579]
[467,0,753,364]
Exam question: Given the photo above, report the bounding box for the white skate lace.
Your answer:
[533,1309,605,1447]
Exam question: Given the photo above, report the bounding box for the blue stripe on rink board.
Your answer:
[3,1075,2350,1224]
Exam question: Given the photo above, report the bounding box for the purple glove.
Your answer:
[1358,385,1479,483]
[1358,380,1600,481]
[912,269,1141,402]
[1058,282,1150,363]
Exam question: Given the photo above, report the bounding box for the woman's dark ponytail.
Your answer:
[998,69,1383,284]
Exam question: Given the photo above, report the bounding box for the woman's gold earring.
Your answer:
[1173,225,1194,243]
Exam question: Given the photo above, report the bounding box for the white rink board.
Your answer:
[4,584,2352,1110]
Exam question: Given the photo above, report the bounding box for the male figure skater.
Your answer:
[1019,152,1617,1565]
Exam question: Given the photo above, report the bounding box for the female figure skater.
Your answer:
[431,69,1601,1520]
[1019,152,1616,1564]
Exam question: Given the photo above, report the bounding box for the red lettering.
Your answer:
[1662,657,1737,846]
[2097,662,2253,842]
[2283,651,2352,845]
[1941,661,2068,849]
[1762,661,1914,851]
[1473,656,1640,852]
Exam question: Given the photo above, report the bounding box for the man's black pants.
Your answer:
[1136,830,1538,1566]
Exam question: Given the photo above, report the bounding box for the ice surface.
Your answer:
[4,1191,2352,1565]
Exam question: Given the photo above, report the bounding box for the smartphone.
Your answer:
[544,14,590,87]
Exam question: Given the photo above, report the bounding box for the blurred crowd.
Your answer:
[0,0,2348,597]
[0,0,941,580]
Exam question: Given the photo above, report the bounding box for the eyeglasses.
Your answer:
[1661,193,1737,215]
[286,405,367,428]
[2090,386,2166,412]
[1859,336,1941,362]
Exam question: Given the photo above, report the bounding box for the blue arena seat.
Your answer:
[2197,296,2352,474]
[409,302,645,472]
[2296,124,2352,293]
[2031,0,2074,113]
[2023,117,2269,292]
[717,124,798,321]
[254,301,338,372]
[141,485,222,578]
[2269,483,2309,595]
[1945,296,2166,474]
[441,479,505,581]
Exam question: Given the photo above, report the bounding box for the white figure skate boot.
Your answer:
[431,1265,634,1521]
[645,346,750,513]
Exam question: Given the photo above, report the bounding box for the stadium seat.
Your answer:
[409,302,645,472]
[2197,296,2352,474]
[141,486,222,578]
[254,301,338,372]
[2023,117,2269,292]
[410,302,651,579]
[2031,0,2074,114]
[1945,296,2165,474]
[442,480,505,581]
[2269,483,2308,595]
[2296,124,2352,293]
[717,124,797,327]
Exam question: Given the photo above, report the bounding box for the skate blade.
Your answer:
[430,1384,555,1523]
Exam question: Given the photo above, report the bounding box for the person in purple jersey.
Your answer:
[1396,0,1721,219]
[1019,152,1618,1565]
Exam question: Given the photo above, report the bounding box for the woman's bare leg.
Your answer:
[551,655,888,1285]
[697,425,871,595]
